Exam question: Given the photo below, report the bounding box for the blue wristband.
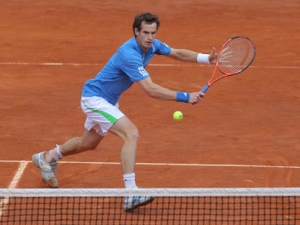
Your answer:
[176,92,190,103]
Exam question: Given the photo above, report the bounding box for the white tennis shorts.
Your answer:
[81,96,124,136]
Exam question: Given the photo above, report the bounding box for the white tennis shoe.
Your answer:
[124,186,154,211]
[32,152,59,188]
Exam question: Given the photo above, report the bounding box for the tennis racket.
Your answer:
[200,36,256,93]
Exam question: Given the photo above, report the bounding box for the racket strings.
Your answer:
[218,38,256,75]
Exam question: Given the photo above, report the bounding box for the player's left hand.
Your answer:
[209,47,217,64]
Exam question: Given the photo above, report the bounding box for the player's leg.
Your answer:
[109,116,154,211]
[32,129,103,188]
[43,128,103,162]
[32,96,110,188]
[109,116,138,175]
[58,128,104,157]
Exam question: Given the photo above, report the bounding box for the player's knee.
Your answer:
[86,143,98,150]
[80,142,98,151]
[132,128,139,142]
[125,127,139,143]
[79,138,101,151]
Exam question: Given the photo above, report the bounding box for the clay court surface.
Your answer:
[0,0,299,189]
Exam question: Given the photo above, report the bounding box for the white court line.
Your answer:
[0,61,298,69]
[0,159,299,217]
[0,161,28,219]
[7,161,28,189]
[0,159,299,169]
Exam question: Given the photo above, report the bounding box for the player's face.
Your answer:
[135,21,157,52]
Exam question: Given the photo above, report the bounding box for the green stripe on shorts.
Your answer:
[84,104,118,124]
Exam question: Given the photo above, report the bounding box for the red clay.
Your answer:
[0,0,299,189]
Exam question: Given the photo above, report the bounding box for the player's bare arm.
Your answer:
[168,48,217,64]
[137,77,204,104]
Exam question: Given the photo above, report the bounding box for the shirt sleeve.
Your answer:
[153,39,172,55]
[119,50,150,82]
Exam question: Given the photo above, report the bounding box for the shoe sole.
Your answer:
[32,154,59,188]
[125,197,154,212]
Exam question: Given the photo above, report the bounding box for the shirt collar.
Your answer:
[133,37,151,56]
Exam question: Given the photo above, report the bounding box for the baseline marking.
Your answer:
[0,62,298,69]
[0,160,299,169]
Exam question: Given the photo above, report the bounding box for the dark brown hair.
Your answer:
[132,12,160,36]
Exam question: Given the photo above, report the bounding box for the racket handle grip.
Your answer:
[200,84,210,93]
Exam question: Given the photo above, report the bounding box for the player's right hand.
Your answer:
[189,92,205,104]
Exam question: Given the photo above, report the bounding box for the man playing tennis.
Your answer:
[32,12,217,211]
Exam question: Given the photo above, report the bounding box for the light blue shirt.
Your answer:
[82,38,171,105]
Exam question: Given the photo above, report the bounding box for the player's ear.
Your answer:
[134,28,139,36]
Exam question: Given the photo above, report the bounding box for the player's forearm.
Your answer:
[169,49,198,62]
[144,83,177,100]
[169,48,213,64]
[138,78,190,102]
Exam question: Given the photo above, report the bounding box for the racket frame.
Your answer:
[200,36,256,93]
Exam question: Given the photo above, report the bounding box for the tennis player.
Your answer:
[32,12,217,211]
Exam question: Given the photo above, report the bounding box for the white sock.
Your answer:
[45,145,63,163]
[55,145,63,159]
[123,173,136,189]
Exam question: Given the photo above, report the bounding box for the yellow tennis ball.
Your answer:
[173,111,183,121]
